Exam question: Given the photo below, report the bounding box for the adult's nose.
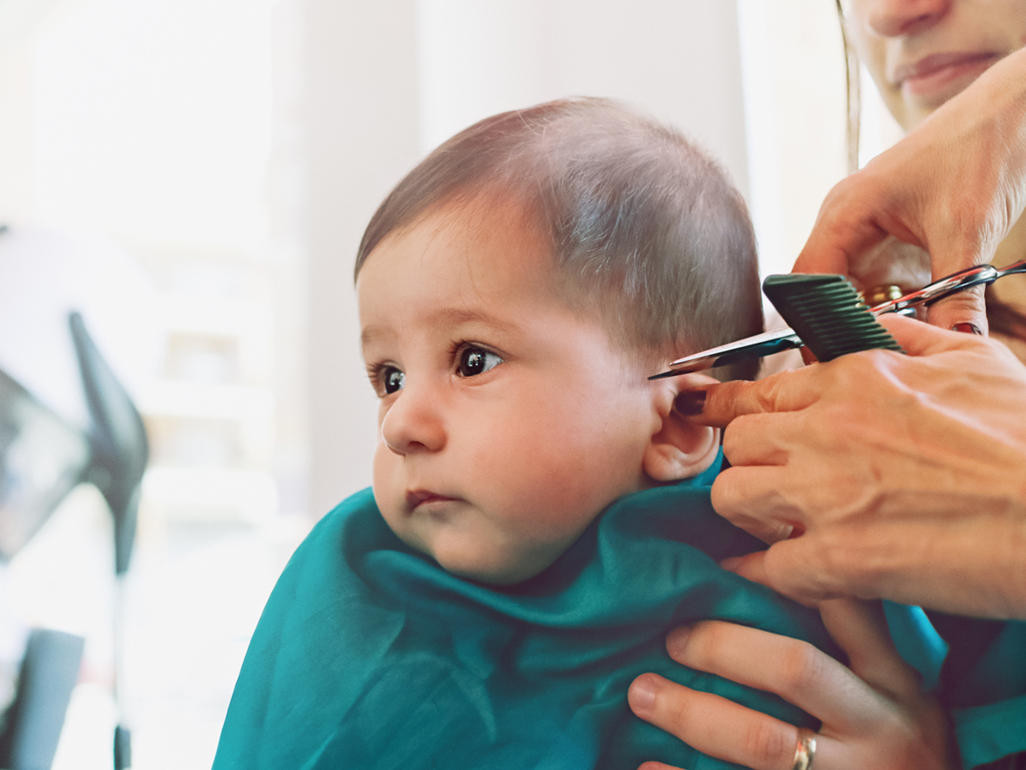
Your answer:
[858,0,952,37]
[379,384,447,455]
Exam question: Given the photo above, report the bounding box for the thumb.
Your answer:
[876,313,984,356]
[793,178,892,277]
[921,241,990,332]
[817,599,924,700]
[925,285,988,334]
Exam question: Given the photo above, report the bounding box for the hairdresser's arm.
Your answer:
[628,600,954,770]
[691,314,1026,619]
[796,45,1026,332]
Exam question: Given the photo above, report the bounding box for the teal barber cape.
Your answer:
[213,470,837,770]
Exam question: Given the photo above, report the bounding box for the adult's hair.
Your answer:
[355,97,763,380]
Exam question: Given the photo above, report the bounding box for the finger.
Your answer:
[925,283,988,334]
[747,530,879,612]
[722,541,848,606]
[817,599,923,700]
[793,187,891,277]
[710,466,803,543]
[720,564,925,699]
[663,621,882,734]
[637,762,683,770]
[720,413,790,468]
[761,516,1023,619]
[628,673,808,770]
[718,551,812,601]
[692,370,819,428]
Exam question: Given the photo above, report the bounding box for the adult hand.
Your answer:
[795,46,1026,333]
[628,599,954,770]
[692,314,1026,619]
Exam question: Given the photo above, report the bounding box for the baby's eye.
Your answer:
[456,346,503,377]
[377,365,404,394]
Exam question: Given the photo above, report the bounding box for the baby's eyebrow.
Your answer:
[360,324,391,349]
[361,307,521,349]
[423,307,519,332]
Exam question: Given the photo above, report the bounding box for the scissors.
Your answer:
[650,257,1026,379]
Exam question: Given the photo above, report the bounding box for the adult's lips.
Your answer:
[892,51,1000,97]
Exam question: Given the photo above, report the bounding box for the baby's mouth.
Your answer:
[405,489,458,512]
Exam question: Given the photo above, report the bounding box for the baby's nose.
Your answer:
[379,386,447,455]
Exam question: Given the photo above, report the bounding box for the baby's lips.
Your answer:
[405,488,458,511]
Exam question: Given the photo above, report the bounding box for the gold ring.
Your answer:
[791,727,817,770]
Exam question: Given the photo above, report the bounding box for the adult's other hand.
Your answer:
[794,46,1026,333]
[628,600,953,770]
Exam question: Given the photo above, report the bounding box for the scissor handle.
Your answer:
[869,264,999,315]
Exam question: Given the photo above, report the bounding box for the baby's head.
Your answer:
[355,97,762,584]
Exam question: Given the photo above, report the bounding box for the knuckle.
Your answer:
[741,720,793,767]
[778,640,827,694]
[827,349,878,383]
[710,469,744,517]
[807,534,853,586]
[719,421,749,461]
[752,374,786,413]
[702,380,743,423]
[677,621,721,669]
[662,690,696,736]
[719,425,739,458]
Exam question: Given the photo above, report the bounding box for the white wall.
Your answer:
[735,0,904,278]
[301,0,423,516]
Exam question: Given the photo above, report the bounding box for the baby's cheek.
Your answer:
[370,447,404,518]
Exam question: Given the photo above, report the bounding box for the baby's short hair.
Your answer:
[356,97,763,380]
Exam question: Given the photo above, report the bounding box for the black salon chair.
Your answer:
[0,311,149,770]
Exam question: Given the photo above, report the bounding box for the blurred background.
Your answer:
[0,1,901,768]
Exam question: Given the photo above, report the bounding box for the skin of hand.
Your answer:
[689,314,1026,619]
[627,599,954,770]
[794,45,1026,333]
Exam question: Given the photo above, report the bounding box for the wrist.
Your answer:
[974,47,1026,173]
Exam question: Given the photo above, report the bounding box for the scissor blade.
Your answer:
[649,328,802,379]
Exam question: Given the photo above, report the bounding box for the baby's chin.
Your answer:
[381,503,579,586]
[430,547,558,587]
[404,533,561,587]
[444,559,549,587]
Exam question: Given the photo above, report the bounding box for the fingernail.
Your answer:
[673,390,707,416]
[951,322,983,335]
[628,676,657,714]
[720,556,742,572]
[665,626,691,657]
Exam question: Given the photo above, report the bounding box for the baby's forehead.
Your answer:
[360,193,666,355]
[381,196,561,278]
[360,199,562,301]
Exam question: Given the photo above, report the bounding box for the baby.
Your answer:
[355,96,763,586]
[213,98,839,770]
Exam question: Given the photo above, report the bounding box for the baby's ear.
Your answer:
[643,374,720,483]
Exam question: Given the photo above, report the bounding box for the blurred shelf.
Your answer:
[138,381,273,421]
[142,466,278,524]
[156,295,272,338]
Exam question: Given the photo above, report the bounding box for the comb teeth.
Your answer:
[762,274,904,362]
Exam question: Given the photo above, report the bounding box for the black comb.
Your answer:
[762,273,905,362]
